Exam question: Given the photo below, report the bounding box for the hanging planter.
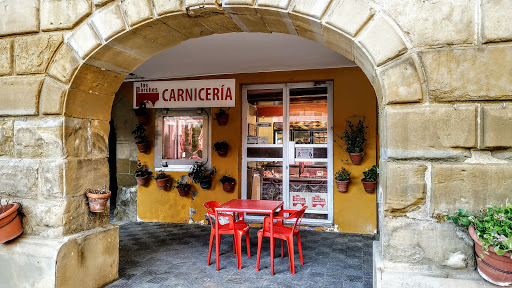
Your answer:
[132,123,150,153]
[213,141,229,157]
[361,165,378,193]
[214,108,230,126]
[334,167,351,192]
[188,162,216,190]
[174,181,191,197]
[134,101,149,125]
[154,172,172,191]
[86,186,111,213]
[0,201,23,243]
[134,161,152,187]
[335,116,368,165]
[219,175,236,192]
[348,152,364,165]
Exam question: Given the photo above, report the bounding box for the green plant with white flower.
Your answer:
[444,202,512,256]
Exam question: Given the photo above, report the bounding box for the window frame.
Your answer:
[154,108,211,172]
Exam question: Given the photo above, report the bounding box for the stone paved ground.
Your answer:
[104,222,375,288]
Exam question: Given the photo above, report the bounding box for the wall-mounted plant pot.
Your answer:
[136,142,150,153]
[361,180,376,193]
[86,191,111,213]
[136,114,149,125]
[222,182,235,192]
[178,188,190,197]
[0,203,23,243]
[200,180,212,189]
[335,180,349,192]
[216,148,228,157]
[216,114,229,126]
[136,175,150,187]
[349,152,364,165]
[469,225,512,286]
[156,177,171,190]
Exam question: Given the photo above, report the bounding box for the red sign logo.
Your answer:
[312,195,326,208]
[292,195,306,207]
[135,83,159,107]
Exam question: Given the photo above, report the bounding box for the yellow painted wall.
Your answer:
[119,67,377,234]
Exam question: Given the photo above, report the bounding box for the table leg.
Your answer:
[215,210,220,271]
[270,212,274,275]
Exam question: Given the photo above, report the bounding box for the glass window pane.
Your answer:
[247,89,283,145]
[247,147,283,158]
[162,116,203,160]
[247,161,283,201]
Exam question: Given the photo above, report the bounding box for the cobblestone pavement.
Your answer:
[104,222,375,288]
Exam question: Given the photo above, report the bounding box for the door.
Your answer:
[242,82,333,225]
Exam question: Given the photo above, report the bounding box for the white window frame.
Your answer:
[154,108,211,172]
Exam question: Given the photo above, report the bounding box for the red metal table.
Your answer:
[215,199,283,275]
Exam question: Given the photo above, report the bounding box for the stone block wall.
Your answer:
[0,0,510,287]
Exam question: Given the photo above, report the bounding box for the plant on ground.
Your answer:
[334,167,351,181]
[362,165,378,182]
[444,203,512,256]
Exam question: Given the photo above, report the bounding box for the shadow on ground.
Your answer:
[105,222,374,288]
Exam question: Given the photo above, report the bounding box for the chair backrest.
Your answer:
[290,206,307,232]
[203,201,220,227]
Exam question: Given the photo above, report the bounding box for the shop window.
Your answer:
[154,109,210,171]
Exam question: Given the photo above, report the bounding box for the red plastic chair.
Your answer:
[203,201,251,270]
[256,206,307,274]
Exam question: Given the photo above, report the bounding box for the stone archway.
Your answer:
[1,1,512,287]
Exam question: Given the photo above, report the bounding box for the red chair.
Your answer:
[203,201,251,270]
[256,206,307,274]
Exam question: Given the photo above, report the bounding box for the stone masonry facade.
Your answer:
[0,0,511,287]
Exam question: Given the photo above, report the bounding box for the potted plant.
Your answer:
[174,180,191,197]
[132,123,150,153]
[213,141,229,157]
[134,161,152,186]
[339,117,368,165]
[361,165,378,193]
[334,167,351,192]
[0,197,23,243]
[214,108,230,126]
[444,203,512,286]
[85,185,111,213]
[188,162,217,189]
[219,175,236,192]
[133,101,149,125]
[154,171,172,191]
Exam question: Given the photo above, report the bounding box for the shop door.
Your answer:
[242,82,333,225]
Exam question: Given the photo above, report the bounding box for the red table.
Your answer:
[215,199,283,274]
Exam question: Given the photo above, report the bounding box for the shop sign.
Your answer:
[296,147,313,159]
[133,79,235,108]
[290,192,308,208]
[310,194,327,211]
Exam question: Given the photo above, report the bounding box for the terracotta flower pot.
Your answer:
[86,191,111,213]
[469,225,512,286]
[216,114,229,126]
[0,203,23,243]
[349,152,364,165]
[216,148,228,157]
[136,142,150,153]
[222,182,235,192]
[156,177,171,190]
[178,188,190,197]
[136,175,150,187]
[335,180,350,192]
[361,180,376,193]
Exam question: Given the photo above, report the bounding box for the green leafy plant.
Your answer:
[219,175,235,184]
[154,171,169,180]
[362,165,378,182]
[131,123,149,144]
[213,108,230,120]
[174,180,191,191]
[134,161,152,178]
[339,117,368,153]
[334,167,351,181]
[213,141,229,152]
[188,162,217,184]
[444,203,512,255]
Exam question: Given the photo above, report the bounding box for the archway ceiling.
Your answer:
[128,32,356,81]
